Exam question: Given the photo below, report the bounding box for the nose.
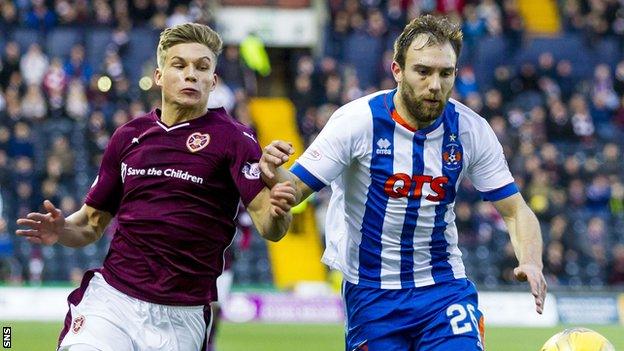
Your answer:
[428,74,441,93]
[184,65,197,82]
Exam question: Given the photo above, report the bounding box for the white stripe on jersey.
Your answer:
[379,123,412,286]
[444,210,466,279]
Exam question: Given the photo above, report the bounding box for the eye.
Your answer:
[416,68,430,76]
[441,70,454,77]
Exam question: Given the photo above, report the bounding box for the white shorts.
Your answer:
[58,273,210,351]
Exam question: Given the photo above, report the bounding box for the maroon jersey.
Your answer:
[85,108,264,305]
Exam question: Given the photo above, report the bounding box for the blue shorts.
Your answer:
[343,278,485,351]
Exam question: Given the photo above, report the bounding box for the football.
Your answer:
[541,327,615,351]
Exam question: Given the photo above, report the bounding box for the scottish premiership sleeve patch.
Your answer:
[241,162,261,180]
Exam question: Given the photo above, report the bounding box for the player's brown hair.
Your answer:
[157,22,223,68]
[393,15,463,69]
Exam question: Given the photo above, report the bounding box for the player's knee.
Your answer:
[59,343,103,351]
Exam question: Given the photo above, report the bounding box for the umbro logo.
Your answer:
[132,137,140,144]
[376,138,392,155]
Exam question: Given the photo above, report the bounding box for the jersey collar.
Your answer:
[151,107,226,132]
[384,89,445,135]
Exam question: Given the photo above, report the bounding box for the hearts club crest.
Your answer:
[186,132,210,153]
[72,315,85,334]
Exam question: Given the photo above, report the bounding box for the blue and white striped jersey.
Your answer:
[291,89,518,289]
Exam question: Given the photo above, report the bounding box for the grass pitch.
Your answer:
[2,321,623,350]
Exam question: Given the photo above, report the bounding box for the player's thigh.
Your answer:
[59,274,135,350]
[343,282,412,351]
[414,297,485,351]
[161,305,208,351]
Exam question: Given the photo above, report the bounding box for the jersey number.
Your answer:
[446,303,478,335]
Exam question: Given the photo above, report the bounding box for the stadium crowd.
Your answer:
[1,0,624,291]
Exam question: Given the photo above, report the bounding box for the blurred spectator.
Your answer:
[65,79,89,120]
[167,4,191,28]
[0,218,16,281]
[129,0,155,25]
[544,240,565,285]
[461,4,487,62]
[20,43,48,86]
[64,44,93,83]
[569,94,595,142]
[586,174,611,213]
[42,57,68,115]
[0,42,21,89]
[24,0,57,32]
[9,122,34,158]
[189,0,211,25]
[48,135,75,176]
[93,0,115,26]
[455,66,479,99]
[20,84,47,120]
[218,46,253,93]
[608,244,624,285]
[0,0,18,33]
[343,9,386,90]
[28,251,43,284]
[103,51,125,82]
[546,99,575,142]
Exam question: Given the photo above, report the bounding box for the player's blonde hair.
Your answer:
[393,15,463,69]
[156,22,223,68]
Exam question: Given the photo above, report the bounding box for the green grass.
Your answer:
[2,321,623,350]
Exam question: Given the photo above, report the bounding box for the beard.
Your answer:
[399,79,448,125]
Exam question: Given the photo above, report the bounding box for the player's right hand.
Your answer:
[16,200,65,245]
[269,181,296,217]
[260,140,294,180]
[514,263,547,314]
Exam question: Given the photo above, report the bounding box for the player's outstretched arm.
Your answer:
[259,140,314,206]
[16,201,112,248]
[247,181,296,242]
[493,193,547,314]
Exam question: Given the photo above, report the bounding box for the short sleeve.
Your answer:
[229,129,265,206]
[291,108,354,191]
[467,119,518,202]
[85,130,124,215]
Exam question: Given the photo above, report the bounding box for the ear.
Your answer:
[391,61,402,83]
[210,73,217,92]
[154,68,162,87]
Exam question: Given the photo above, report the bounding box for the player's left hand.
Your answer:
[269,181,296,218]
[260,140,294,180]
[514,264,547,314]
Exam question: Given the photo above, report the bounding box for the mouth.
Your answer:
[181,88,199,95]
[423,98,440,105]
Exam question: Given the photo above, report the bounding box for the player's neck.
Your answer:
[160,104,207,126]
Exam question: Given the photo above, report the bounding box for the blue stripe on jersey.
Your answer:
[358,91,396,287]
[430,102,463,283]
[480,182,519,201]
[290,162,327,192]
[399,132,426,288]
